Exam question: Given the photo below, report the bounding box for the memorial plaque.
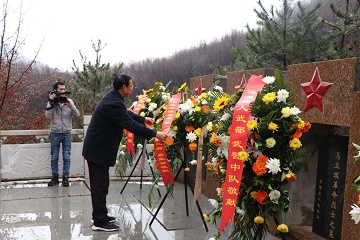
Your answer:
[313,135,348,239]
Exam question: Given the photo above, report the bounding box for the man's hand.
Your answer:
[48,92,56,101]
[145,117,154,125]
[156,131,167,141]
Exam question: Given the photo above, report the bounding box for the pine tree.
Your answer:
[72,39,123,115]
[322,0,360,58]
[231,0,329,70]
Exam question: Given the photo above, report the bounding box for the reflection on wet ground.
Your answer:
[0,180,279,240]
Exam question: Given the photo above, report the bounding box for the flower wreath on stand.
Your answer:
[115,81,171,181]
[205,71,311,240]
[349,143,360,224]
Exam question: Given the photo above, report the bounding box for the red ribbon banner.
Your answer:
[219,75,265,232]
[154,93,182,186]
[126,96,147,155]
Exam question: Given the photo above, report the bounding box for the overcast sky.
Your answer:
[7,0,283,71]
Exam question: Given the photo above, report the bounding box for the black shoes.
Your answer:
[91,216,116,224]
[92,221,119,232]
[62,175,69,187]
[48,174,70,187]
[48,174,59,186]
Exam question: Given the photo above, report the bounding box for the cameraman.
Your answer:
[45,81,80,187]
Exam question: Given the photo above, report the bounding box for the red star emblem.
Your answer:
[195,79,206,96]
[301,67,333,113]
[235,74,247,91]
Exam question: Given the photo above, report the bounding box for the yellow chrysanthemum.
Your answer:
[254,216,264,224]
[173,126,178,131]
[203,214,210,222]
[178,82,187,92]
[250,191,257,199]
[281,107,291,118]
[297,118,305,129]
[277,224,289,233]
[247,119,258,130]
[156,118,163,125]
[195,106,201,112]
[262,92,276,103]
[194,128,201,137]
[238,151,250,161]
[184,167,190,172]
[144,88,153,95]
[268,122,278,132]
[213,96,228,111]
[199,92,208,100]
[174,112,180,120]
[289,138,302,150]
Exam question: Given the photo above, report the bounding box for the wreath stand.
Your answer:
[149,159,209,232]
[120,144,161,198]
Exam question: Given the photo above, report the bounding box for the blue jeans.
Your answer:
[50,132,72,176]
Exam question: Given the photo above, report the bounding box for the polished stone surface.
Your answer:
[0,180,280,240]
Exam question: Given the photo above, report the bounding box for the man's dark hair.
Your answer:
[53,81,65,90]
[113,74,133,90]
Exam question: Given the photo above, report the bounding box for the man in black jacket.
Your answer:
[83,73,167,232]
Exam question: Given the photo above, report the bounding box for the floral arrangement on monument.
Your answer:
[349,143,360,224]
[204,71,311,240]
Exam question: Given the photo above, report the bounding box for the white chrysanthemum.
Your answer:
[289,106,301,115]
[281,107,291,118]
[350,204,360,224]
[262,76,275,84]
[201,99,208,105]
[186,132,197,142]
[211,157,218,165]
[214,85,223,92]
[236,207,245,216]
[146,98,151,103]
[208,199,219,209]
[178,99,195,115]
[140,112,146,117]
[206,122,213,132]
[269,190,281,201]
[137,143,143,149]
[277,89,290,103]
[190,160,197,165]
[148,103,158,112]
[218,134,229,145]
[168,129,177,138]
[266,158,281,175]
[161,94,169,101]
[220,113,231,121]
[159,86,166,91]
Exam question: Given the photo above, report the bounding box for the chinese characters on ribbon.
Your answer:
[154,93,182,186]
[219,75,265,232]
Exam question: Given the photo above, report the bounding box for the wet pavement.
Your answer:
[0,179,280,240]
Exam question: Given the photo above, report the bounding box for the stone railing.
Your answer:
[0,116,150,182]
[0,129,85,181]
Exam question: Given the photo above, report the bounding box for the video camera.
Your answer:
[48,90,72,104]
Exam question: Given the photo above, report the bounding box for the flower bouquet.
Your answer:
[115,81,171,179]
[349,143,360,224]
[205,71,311,240]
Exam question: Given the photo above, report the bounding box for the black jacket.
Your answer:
[82,89,156,166]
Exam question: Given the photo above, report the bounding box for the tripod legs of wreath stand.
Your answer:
[120,151,161,198]
[149,166,209,232]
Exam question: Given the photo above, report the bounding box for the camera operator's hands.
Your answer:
[48,92,56,101]
[66,98,75,107]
